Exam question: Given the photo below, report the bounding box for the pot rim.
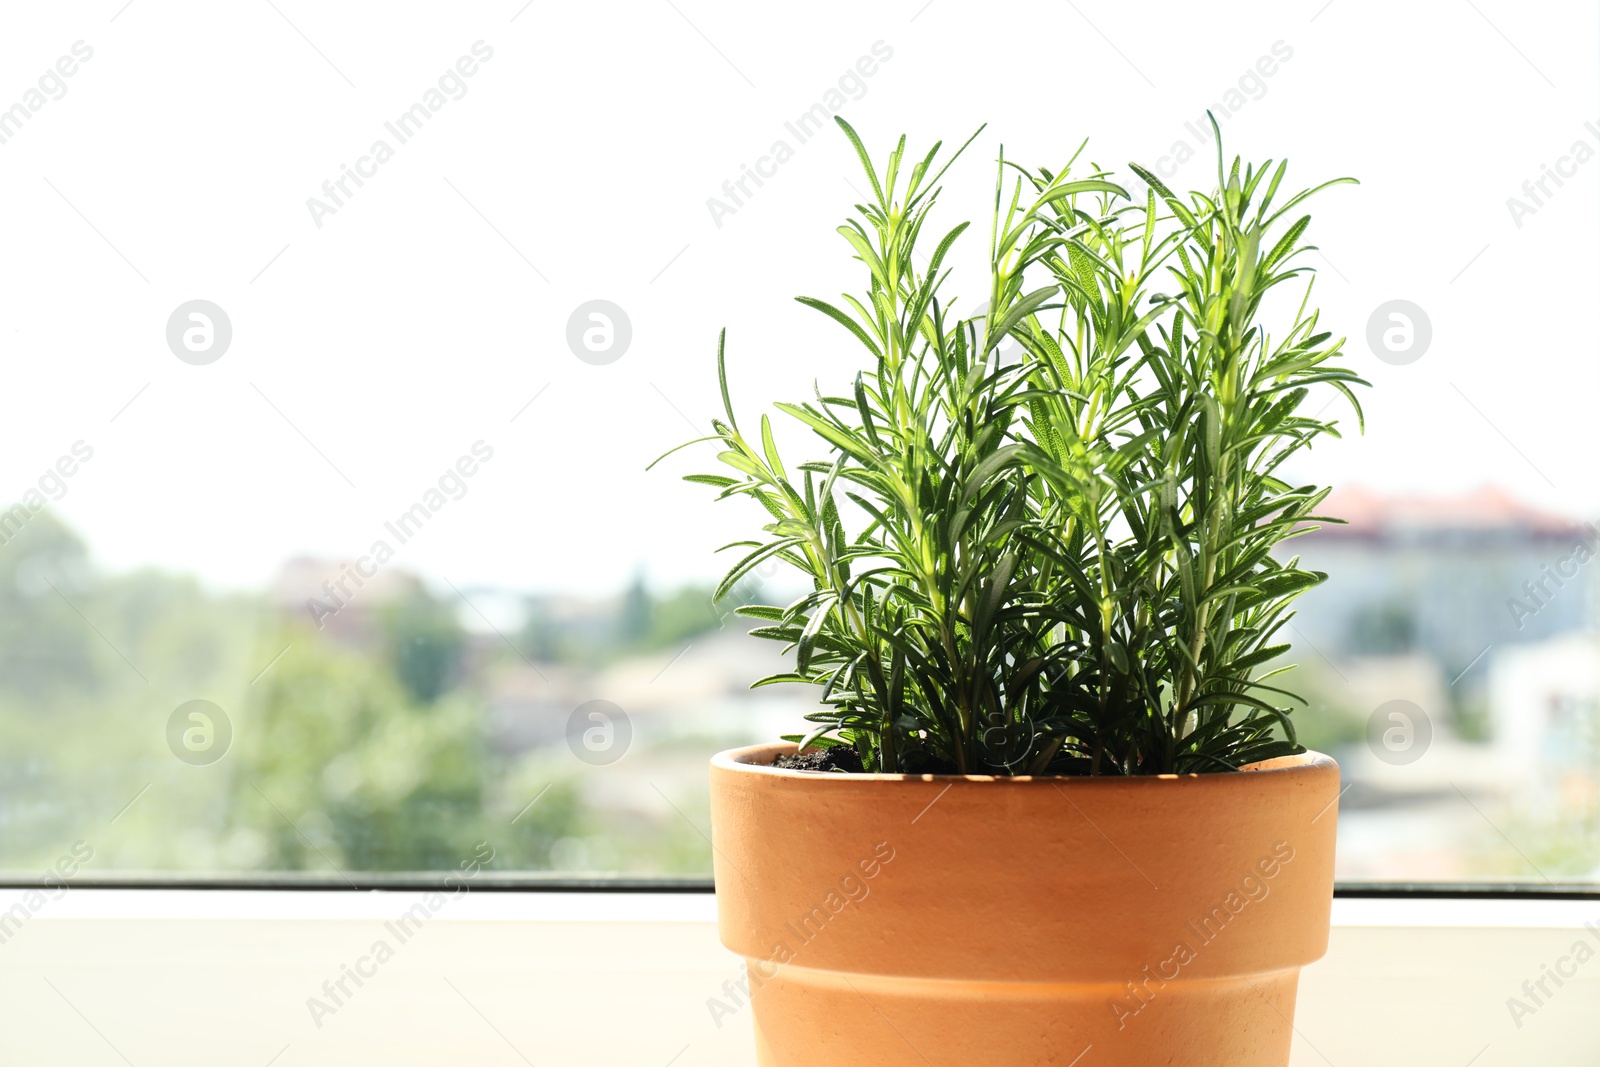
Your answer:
[712,740,1336,784]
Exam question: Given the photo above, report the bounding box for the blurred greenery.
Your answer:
[1343,603,1417,656]
[1473,800,1600,881]
[0,511,719,879]
[517,572,754,668]
[1281,664,1368,757]
[378,590,463,704]
[4,509,1593,885]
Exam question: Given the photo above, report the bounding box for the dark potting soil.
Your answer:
[772,747,865,773]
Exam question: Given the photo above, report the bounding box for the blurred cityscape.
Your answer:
[0,483,1596,883]
[1288,485,1599,881]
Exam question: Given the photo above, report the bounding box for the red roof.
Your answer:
[1307,485,1591,541]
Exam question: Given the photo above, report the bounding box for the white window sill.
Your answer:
[0,891,1593,1065]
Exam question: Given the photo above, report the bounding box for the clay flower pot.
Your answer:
[710,742,1339,1066]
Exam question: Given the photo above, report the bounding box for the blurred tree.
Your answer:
[516,598,563,663]
[619,570,651,643]
[228,621,579,873]
[1344,602,1418,655]
[643,586,725,650]
[378,588,462,704]
[0,511,99,704]
[231,625,477,870]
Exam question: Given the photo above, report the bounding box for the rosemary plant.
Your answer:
[662,117,1367,775]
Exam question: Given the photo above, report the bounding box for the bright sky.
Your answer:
[0,1,1594,596]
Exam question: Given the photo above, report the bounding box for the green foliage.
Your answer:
[668,117,1369,775]
[377,588,463,703]
[0,531,596,877]
[232,625,487,870]
[518,579,760,668]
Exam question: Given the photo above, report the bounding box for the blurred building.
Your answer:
[1489,632,1600,797]
[270,555,424,649]
[1289,487,1600,878]
[1291,485,1599,680]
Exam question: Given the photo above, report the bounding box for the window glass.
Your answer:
[0,3,1594,884]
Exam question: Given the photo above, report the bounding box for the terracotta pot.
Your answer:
[709,742,1339,1066]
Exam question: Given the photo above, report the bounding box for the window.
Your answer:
[0,1,1594,890]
